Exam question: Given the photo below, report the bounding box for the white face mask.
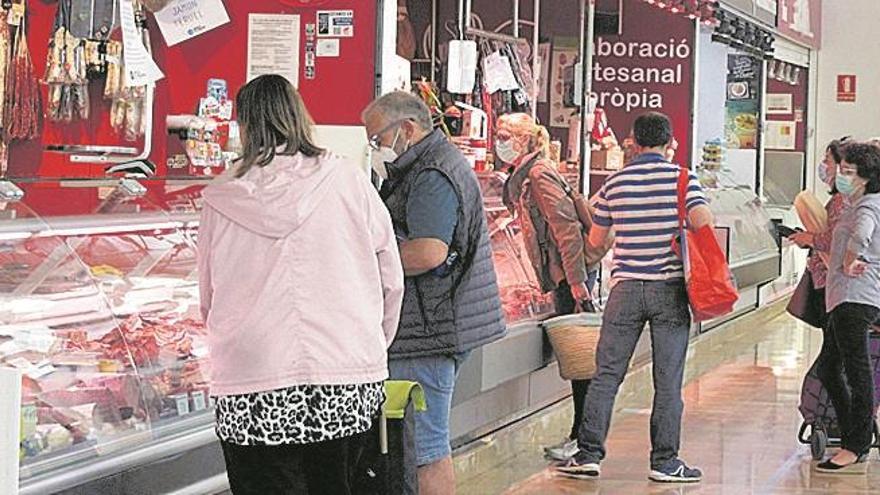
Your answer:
[495,139,521,165]
[370,147,397,179]
[369,128,403,180]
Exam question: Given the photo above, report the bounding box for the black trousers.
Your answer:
[554,281,592,440]
[817,302,880,455]
[221,431,367,495]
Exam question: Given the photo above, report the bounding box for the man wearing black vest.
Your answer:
[363,92,506,495]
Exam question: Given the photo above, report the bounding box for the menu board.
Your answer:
[725,54,761,150]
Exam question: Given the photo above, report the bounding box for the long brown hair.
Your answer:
[234,75,324,178]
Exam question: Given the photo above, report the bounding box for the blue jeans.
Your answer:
[388,353,468,466]
[576,279,691,469]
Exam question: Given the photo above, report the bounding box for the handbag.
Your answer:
[674,168,739,322]
[545,163,612,266]
[543,313,603,380]
[786,269,827,329]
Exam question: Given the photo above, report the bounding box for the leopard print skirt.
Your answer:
[214,382,385,446]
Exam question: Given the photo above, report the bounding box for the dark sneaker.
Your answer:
[556,453,601,479]
[814,454,869,475]
[649,459,702,483]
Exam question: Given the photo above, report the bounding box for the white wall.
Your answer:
[815,0,880,157]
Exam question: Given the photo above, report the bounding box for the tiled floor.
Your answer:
[454,304,880,494]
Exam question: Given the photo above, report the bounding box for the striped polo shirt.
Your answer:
[593,153,707,284]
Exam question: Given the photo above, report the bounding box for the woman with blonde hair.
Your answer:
[498,112,604,461]
[199,75,404,494]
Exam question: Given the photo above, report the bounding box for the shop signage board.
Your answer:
[837,75,856,103]
[591,1,696,168]
[777,0,822,49]
[154,0,231,47]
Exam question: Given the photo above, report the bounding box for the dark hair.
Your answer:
[842,142,880,195]
[632,112,673,148]
[234,75,324,178]
[827,136,851,164]
[826,137,850,195]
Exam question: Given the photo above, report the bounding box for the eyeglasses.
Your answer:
[368,120,407,152]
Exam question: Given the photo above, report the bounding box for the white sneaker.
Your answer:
[544,438,579,461]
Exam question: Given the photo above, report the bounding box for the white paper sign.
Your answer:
[121,0,164,87]
[316,39,340,58]
[154,0,231,47]
[766,93,793,115]
[247,14,301,87]
[317,10,354,37]
[482,52,520,94]
[765,121,797,150]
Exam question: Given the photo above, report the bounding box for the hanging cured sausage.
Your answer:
[4,5,42,141]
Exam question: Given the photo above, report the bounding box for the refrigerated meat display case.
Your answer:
[1,179,225,494]
[449,171,568,445]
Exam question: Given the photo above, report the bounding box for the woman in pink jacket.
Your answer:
[198,75,405,494]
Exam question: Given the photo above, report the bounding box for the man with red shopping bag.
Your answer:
[558,112,735,483]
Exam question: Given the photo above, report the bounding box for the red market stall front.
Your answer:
[1,2,385,494]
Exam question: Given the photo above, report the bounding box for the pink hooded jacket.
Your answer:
[198,152,404,397]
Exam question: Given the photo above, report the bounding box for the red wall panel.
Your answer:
[9,0,378,180]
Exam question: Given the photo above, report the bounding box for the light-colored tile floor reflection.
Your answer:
[455,305,880,494]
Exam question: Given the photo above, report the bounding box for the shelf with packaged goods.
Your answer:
[0,180,212,485]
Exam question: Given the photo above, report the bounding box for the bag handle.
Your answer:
[676,167,690,231]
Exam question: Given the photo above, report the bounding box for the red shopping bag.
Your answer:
[674,168,739,322]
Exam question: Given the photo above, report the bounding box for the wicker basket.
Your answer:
[543,313,602,380]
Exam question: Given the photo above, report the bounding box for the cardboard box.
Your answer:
[591,149,625,170]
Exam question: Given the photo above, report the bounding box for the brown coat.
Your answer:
[504,157,588,293]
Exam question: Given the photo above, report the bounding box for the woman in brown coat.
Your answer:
[498,113,607,461]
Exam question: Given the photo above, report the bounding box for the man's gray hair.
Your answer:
[363,91,433,131]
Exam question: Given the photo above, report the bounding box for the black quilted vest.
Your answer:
[381,130,506,358]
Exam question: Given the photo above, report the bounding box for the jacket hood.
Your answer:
[202,152,343,238]
[859,193,880,214]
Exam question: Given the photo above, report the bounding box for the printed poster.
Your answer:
[550,46,579,128]
[765,121,797,150]
[766,93,793,115]
[247,14,301,87]
[725,54,760,149]
[154,0,231,47]
[317,10,354,37]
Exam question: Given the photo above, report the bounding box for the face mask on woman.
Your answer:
[835,173,862,196]
[818,161,835,186]
[495,138,522,165]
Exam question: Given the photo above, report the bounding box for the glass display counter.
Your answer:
[477,171,555,323]
[0,168,578,492]
[0,179,216,493]
[706,186,781,289]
